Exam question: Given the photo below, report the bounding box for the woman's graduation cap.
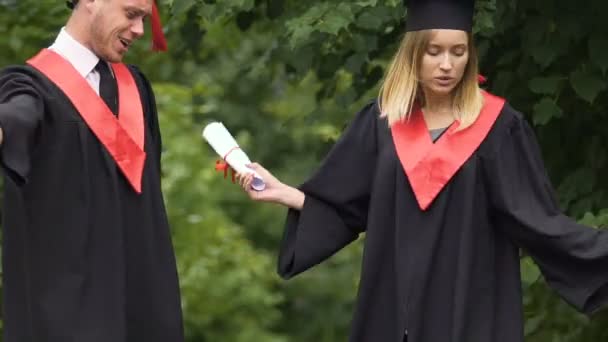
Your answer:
[66,0,168,51]
[404,0,475,32]
[403,0,487,80]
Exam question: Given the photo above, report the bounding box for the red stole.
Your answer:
[27,49,146,193]
[391,91,506,210]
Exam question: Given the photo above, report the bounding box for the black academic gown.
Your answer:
[279,100,608,342]
[0,65,184,341]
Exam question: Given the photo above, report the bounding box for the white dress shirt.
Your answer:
[48,27,107,95]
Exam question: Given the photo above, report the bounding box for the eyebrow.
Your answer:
[125,6,150,17]
[428,43,468,49]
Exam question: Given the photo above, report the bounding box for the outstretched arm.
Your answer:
[0,93,44,185]
[237,101,380,279]
[486,113,608,315]
[0,68,48,184]
[237,163,305,210]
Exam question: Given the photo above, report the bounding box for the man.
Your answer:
[0,0,184,341]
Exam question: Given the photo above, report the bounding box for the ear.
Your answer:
[81,0,99,14]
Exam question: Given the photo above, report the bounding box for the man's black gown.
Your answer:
[279,99,608,342]
[0,65,184,341]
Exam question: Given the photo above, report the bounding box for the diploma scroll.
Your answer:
[202,122,266,191]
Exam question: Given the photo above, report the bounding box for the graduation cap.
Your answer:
[404,0,475,32]
[66,0,167,51]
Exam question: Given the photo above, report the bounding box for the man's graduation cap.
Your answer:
[404,0,475,32]
[66,0,167,51]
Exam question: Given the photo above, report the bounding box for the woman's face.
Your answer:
[419,29,469,97]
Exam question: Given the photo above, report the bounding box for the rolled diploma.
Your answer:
[202,122,266,191]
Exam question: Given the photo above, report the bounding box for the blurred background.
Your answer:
[1,0,608,340]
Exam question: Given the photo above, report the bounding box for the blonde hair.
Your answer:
[378,30,483,128]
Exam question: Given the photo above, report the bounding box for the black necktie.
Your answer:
[95,61,118,116]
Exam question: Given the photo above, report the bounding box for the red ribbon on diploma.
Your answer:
[214,146,241,183]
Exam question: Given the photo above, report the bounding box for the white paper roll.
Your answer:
[202,122,266,191]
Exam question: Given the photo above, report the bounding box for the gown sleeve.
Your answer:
[0,71,44,185]
[485,112,608,315]
[278,101,380,279]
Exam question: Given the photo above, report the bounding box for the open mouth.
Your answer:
[436,76,453,81]
[119,38,131,49]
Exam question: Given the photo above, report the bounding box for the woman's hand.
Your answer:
[236,163,305,210]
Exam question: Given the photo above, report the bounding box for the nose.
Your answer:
[131,18,145,39]
[439,53,453,71]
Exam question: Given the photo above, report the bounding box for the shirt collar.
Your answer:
[49,27,100,78]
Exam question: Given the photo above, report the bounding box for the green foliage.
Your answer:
[1,0,607,341]
[155,83,286,341]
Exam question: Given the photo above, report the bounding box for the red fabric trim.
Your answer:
[391,91,506,210]
[111,63,144,150]
[27,49,146,193]
[151,1,167,52]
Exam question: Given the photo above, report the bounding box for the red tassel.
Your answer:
[215,160,236,183]
[215,160,229,178]
[478,74,487,84]
[150,1,167,52]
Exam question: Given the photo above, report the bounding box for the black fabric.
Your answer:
[278,101,608,342]
[0,64,183,342]
[95,61,118,116]
[404,0,475,32]
[0,74,44,185]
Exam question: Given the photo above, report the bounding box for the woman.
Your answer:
[237,0,608,341]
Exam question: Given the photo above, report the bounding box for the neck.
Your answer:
[422,92,453,114]
[421,90,456,129]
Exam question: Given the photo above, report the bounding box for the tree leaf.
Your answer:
[316,4,355,35]
[170,0,196,15]
[285,3,331,48]
[354,0,379,6]
[570,70,607,104]
[530,45,558,69]
[524,313,545,336]
[589,37,608,74]
[521,257,541,289]
[356,10,385,30]
[528,76,563,95]
[533,97,563,125]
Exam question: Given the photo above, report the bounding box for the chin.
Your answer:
[429,87,455,96]
[105,52,124,64]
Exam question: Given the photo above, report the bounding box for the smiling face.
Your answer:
[85,0,152,62]
[418,29,470,98]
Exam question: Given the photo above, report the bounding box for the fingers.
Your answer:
[235,172,246,186]
[243,173,253,190]
[236,172,254,191]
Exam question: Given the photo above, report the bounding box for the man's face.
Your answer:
[88,0,152,62]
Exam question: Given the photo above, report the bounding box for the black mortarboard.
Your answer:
[404,0,475,32]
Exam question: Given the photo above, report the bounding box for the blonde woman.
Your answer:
[237,0,608,341]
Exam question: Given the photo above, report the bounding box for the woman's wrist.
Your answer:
[277,183,305,210]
